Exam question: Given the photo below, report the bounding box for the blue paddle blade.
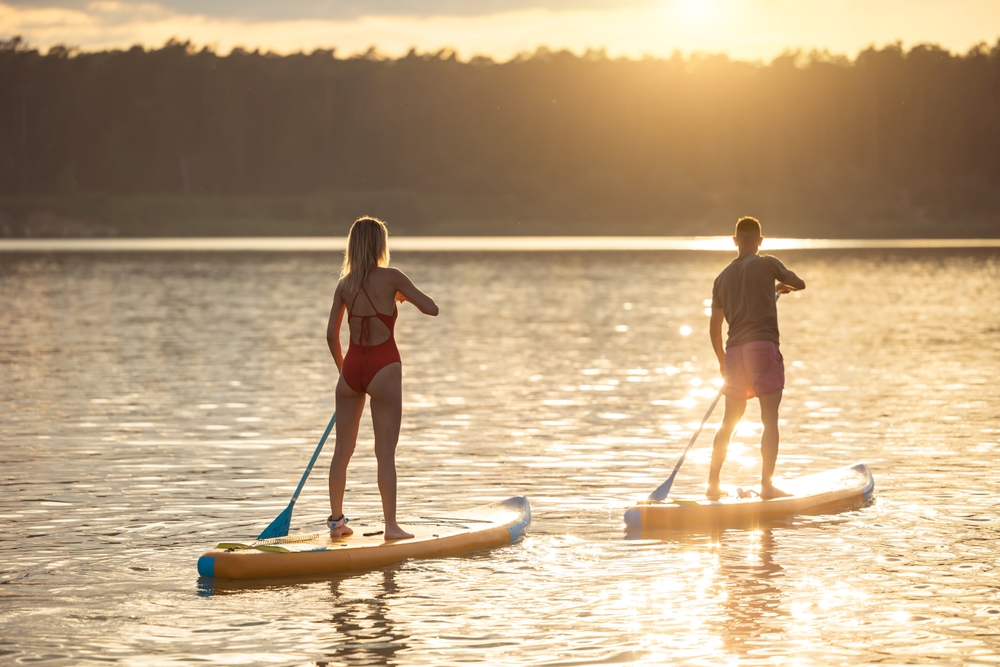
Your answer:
[257,504,293,540]
[648,470,680,502]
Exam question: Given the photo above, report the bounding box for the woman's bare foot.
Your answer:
[327,515,353,538]
[384,524,414,540]
[760,485,791,499]
[329,524,353,538]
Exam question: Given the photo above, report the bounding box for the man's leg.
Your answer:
[707,395,747,498]
[758,390,788,498]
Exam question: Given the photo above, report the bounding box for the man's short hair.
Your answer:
[735,216,762,238]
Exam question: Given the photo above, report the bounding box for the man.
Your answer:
[707,216,805,499]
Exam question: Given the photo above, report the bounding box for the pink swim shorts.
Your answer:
[723,341,784,399]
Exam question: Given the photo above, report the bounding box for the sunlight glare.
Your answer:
[675,0,718,23]
[890,610,911,624]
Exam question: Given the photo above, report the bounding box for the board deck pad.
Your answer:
[624,463,874,532]
[198,496,530,579]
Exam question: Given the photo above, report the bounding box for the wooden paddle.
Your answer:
[257,411,336,539]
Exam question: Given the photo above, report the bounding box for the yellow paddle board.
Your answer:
[198,496,530,579]
[623,463,874,532]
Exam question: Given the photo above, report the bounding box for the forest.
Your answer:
[1,37,999,237]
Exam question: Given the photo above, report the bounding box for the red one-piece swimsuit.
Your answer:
[341,272,401,393]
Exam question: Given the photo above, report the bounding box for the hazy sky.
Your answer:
[2,0,999,61]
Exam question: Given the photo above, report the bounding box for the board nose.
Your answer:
[505,496,531,542]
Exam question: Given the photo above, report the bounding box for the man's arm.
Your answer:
[710,307,726,377]
[776,270,806,294]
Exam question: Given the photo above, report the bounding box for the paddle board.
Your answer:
[198,496,530,579]
[623,463,874,531]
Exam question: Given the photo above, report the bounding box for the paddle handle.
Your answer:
[288,411,336,505]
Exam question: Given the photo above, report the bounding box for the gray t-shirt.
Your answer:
[711,254,792,348]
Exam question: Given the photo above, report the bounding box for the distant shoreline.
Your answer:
[6,43,1000,242]
[2,192,998,241]
[3,237,1000,253]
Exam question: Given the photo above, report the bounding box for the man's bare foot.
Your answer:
[760,485,791,499]
[384,525,414,541]
[705,486,729,500]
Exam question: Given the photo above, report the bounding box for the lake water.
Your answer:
[2,240,999,665]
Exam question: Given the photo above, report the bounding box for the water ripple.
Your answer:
[1,248,998,665]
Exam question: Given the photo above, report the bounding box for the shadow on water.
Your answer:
[622,527,788,661]
[198,568,410,665]
[318,570,409,667]
[712,529,787,657]
[196,565,395,597]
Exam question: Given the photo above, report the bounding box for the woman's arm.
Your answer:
[391,268,439,316]
[327,283,347,370]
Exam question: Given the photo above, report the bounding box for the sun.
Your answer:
[675,0,719,23]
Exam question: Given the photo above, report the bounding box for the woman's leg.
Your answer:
[329,374,366,537]
[365,362,413,540]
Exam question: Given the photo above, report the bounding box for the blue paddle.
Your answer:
[647,389,723,501]
[257,411,337,539]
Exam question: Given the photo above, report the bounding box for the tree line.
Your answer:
[1,37,999,237]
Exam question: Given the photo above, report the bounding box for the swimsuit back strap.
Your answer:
[359,268,379,313]
[348,268,381,346]
[347,267,378,318]
[348,289,362,316]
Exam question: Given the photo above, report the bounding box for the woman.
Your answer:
[327,216,439,540]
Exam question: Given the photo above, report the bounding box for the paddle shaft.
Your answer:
[289,411,337,505]
[256,411,337,539]
[648,389,723,501]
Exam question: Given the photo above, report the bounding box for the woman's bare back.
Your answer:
[342,268,400,346]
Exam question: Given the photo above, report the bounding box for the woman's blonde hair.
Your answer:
[341,216,390,293]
